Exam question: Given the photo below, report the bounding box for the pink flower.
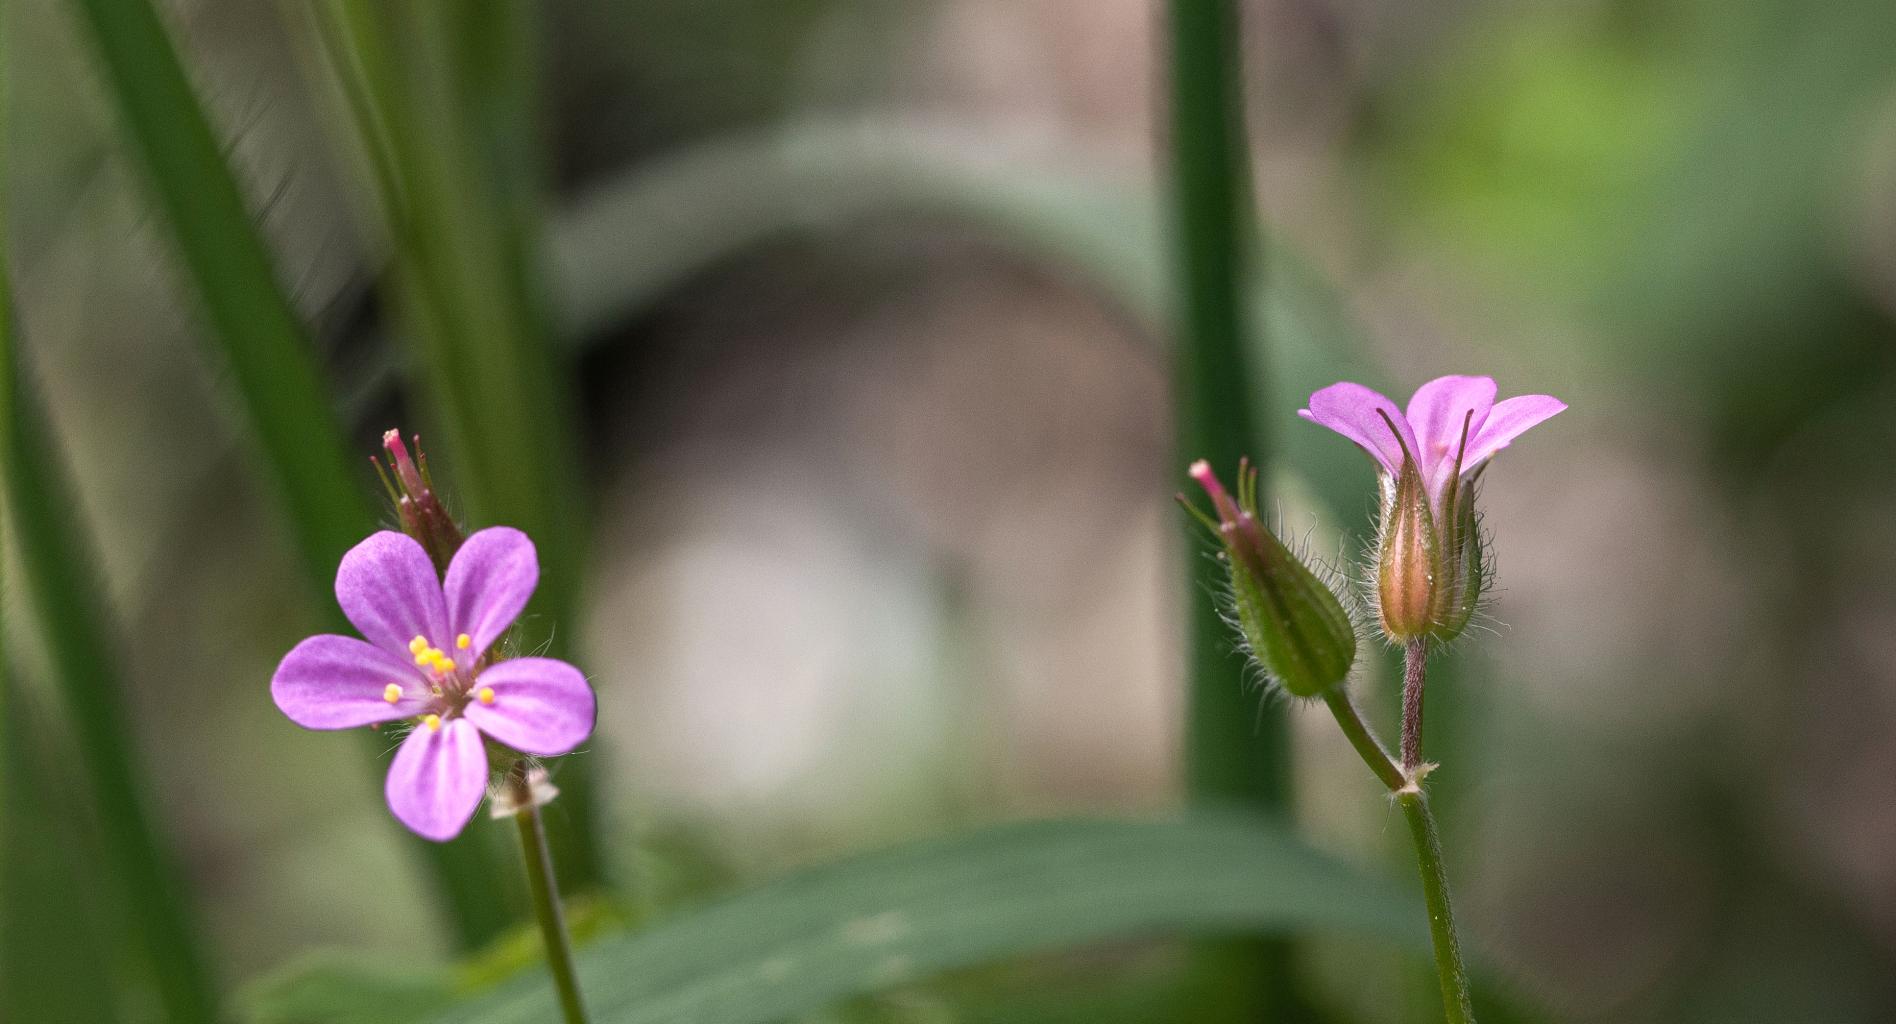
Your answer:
[272,528,596,841]
[1298,375,1565,510]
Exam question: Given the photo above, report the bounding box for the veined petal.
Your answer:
[1461,394,1567,470]
[1405,375,1496,495]
[336,532,451,659]
[1299,382,1417,478]
[463,657,596,757]
[272,635,428,729]
[444,527,539,663]
[385,718,487,841]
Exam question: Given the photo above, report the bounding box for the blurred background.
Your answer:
[5,0,1896,1021]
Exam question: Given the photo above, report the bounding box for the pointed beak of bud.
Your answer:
[1377,455,1438,644]
[373,428,465,571]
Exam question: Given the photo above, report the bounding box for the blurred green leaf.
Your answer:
[431,813,1423,1024]
[545,119,1378,519]
[4,356,217,1022]
[64,0,516,952]
[309,0,604,894]
[236,952,456,1024]
[66,0,368,582]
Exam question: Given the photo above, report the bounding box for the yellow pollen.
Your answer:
[422,714,442,732]
[477,687,496,705]
[456,633,472,650]
[409,635,429,655]
[382,683,403,704]
[413,650,435,666]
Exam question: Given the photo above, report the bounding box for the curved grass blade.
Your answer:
[430,813,1423,1024]
[4,359,219,1023]
[64,0,512,949]
[542,120,1374,520]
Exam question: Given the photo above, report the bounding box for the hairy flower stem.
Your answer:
[509,767,589,1024]
[1401,637,1429,772]
[1400,787,1475,1024]
[1321,679,1475,1023]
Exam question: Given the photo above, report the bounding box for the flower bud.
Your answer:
[1376,452,1439,644]
[373,430,464,572]
[1183,459,1357,698]
[1424,467,1486,643]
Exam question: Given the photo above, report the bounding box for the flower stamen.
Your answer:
[382,683,403,704]
[477,686,496,705]
[456,633,472,650]
[422,714,442,732]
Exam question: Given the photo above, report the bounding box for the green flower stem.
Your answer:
[1320,688,1403,792]
[1321,681,1475,1023]
[1399,788,1475,1024]
[509,768,589,1024]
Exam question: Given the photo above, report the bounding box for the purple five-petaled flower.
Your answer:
[272,527,596,841]
[1298,375,1566,509]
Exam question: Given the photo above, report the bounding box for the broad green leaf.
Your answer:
[431,813,1422,1024]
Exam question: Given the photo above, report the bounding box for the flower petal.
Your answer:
[1461,394,1567,470]
[385,718,488,841]
[1405,375,1496,492]
[444,527,539,662]
[336,532,451,659]
[1299,382,1417,477]
[463,657,596,757]
[272,635,430,729]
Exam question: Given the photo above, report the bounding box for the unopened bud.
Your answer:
[373,430,464,571]
[1424,467,1486,643]
[1183,459,1357,698]
[1376,453,1438,644]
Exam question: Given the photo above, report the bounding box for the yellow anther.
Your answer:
[414,649,435,666]
[382,683,403,704]
[422,714,442,732]
[430,651,455,674]
[456,633,472,650]
[409,635,429,655]
[477,687,496,705]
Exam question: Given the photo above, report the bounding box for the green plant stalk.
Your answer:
[1168,0,1281,805]
[1165,0,1300,1016]
[508,769,590,1024]
[1321,683,1475,1023]
[1399,789,1474,1024]
[65,0,513,949]
[5,364,220,1024]
[312,0,605,891]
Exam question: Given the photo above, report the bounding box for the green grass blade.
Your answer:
[67,0,366,582]
[308,0,603,891]
[5,361,220,1023]
[1165,1,1303,1014]
[63,0,513,949]
[1165,0,1281,817]
[432,813,1423,1024]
